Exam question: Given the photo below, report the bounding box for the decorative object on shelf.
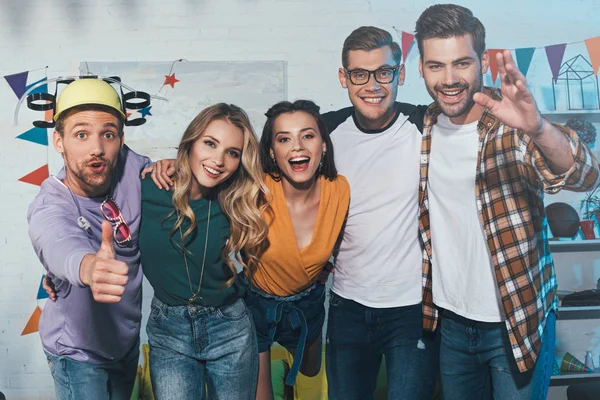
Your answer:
[561,352,593,373]
[580,183,600,221]
[580,219,596,239]
[552,54,600,111]
[546,202,580,238]
[566,118,597,147]
[585,350,596,371]
[553,358,561,376]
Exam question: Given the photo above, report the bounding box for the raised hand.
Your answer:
[141,159,176,190]
[473,49,545,136]
[80,221,129,303]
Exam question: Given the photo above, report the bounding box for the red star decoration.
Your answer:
[164,73,180,88]
[126,112,132,118]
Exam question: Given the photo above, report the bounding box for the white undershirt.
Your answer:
[429,114,504,322]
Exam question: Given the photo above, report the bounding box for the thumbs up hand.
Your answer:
[80,221,129,303]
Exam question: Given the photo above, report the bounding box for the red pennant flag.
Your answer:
[545,44,567,83]
[21,306,42,335]
[401,31,415,62]
[19,164,49,186]
[585,36,600,76]
[487,49,504,84]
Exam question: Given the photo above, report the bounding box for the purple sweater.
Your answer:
[27,145,151,364]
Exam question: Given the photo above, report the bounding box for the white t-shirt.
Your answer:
[324,104,426,308]
[429,114,504,322]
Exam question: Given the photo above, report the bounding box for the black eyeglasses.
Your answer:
[345,65,400,85]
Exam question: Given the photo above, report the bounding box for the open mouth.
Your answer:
[203,164,223,178]
[438,88,466,103]
[88,161,106,173]
[288,156,310,172]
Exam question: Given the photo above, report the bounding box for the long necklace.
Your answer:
[179,199,211,304]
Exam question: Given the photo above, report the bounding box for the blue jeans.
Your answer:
[45,339,139,400]
[439,310,556,400]
[146,296,258,400]
[326,292,440,400]
[243,274,326,386]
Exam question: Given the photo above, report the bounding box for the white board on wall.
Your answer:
[65,60,287,166]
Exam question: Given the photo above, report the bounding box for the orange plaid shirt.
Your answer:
[418,88,600,372]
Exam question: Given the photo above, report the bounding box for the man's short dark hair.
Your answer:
[55,104,125,136]
[415,4,486,59]
[342,26,402,68]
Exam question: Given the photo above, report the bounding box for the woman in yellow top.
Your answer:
[243,100,350,399]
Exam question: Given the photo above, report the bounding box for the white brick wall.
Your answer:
[1,0,599,398]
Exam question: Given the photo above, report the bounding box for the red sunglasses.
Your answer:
[100,197,131,245]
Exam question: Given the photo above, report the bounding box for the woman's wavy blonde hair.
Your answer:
[170,103,269,288]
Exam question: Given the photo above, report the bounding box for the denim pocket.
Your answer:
[149,297,166,322]
[217,298,248,321]
[46,356,56,375]
[329,291,342,307]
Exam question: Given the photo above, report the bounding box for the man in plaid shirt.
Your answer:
[415,4,599,399]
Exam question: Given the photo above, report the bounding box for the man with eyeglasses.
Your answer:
[27,78,152,399]
[323,26,438,400]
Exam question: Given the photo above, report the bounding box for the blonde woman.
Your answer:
[139,103,268,400]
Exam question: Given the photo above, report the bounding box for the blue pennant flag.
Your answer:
[36,274,49,300]
[25,77,48,96]
[17,127,48,146]
[515,48,536,77]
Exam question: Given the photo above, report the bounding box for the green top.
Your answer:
[139,177,244,307]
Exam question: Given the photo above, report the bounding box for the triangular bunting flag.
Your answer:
[25,77,48,96]
[16,127,48,146]
[401,31,415,62]
[487,49,504,84]
[19,164,49,186]
[37,274,49,300]
[4,71,29,99]
[585,36,600,76]
[545,43,567,83]
[515,47,536,77]
[21,306,42,335]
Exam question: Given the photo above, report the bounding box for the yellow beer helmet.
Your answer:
[54,78,126,121]
[21,75,154,128]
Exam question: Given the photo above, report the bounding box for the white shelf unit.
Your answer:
[548,239,600,386]
[550,368,600,387]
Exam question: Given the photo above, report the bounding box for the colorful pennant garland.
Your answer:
[391,28,600,81]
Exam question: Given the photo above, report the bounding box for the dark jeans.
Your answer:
[439,310,556,400]
[244,277,326,386]
[326,292,440,400]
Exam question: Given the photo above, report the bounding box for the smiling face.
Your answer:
[339,45,405,130]
[188,118,244,199]
[419,34,489,125]
[270,111,326,186]
[53,109,123,197]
